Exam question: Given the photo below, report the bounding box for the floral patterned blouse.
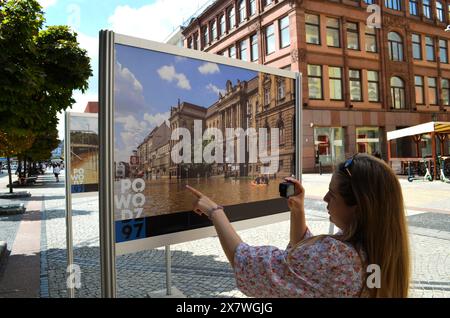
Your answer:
[233,228,369,298]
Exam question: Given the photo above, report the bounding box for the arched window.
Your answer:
[388,32,403,61]
[391,77,405,109]
[436,2,444,22]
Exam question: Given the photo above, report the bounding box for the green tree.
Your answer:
[0,0,92,191]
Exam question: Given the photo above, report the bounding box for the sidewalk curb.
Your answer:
[408,225,450,241]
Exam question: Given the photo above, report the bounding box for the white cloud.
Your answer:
[115,62,146,114]
[206,83,225,96]
[157,65,191,90]
[144,112,170,128]
[39,0,58,9]
[77,32,98,62]
[198,62,220,75]
[108,0,211,42]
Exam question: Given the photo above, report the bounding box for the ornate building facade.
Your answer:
[181,0,450,172]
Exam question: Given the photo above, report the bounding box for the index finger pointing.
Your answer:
[186,185,203,198]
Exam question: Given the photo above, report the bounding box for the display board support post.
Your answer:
[165,245,172,296]
[65,112,75,298]
[99,30,117,298]
[296,73,303,182]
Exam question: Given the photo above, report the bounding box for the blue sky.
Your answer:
[39,0,213,138]
[114,44,258,162]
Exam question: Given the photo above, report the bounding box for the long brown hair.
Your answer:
[292,154,410,297]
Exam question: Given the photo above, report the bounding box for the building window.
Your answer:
[193,33,199,50]
[228,6,235,29]
[202,26,209,47]
[277,78,286,101]
[365,25,377,52]
[210,20,217,42]
[367,70,380,102]
[412,34,422,60]
[229,45,236,59]
[263,0,272,7]
[391,77,405,109]
[329,67,343,100]
[308,64,323,99]
[326,17,340,48]
[426,36,435,61]
[448,4,450,22]
[428,77,438,105]
[187,37,193,49]
[423,0,431,19]
[264,87,271,106]
[238,0,246,24]
[442,79,450,105]
[250,34,258,61]
[385,0,402,11]
[219,15,225,36]
[356,127,381,155]
[388,32,403,61]
[306,14,320,45]
[347,22,360,50]
[440,39,448,63]
[250,0,256,16]
[409,0,419,16]
[279,16,290,48]
[314,127,345,166]
[239,39,248,61]
[437,2,444,22]
[349,69,362,101]
[265,24,275,55]
[415,75,424,104]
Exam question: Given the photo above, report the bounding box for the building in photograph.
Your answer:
[181,0,450,172]
[169,101,208,178]
[149,122,171,179]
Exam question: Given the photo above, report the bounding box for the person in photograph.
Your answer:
[186,153,410,297]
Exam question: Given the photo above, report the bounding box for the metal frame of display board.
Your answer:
[99,30,302,298]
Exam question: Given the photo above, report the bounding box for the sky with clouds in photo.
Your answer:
[38,0,215,139]
[114,44,258,163]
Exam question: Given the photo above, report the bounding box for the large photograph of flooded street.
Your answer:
[70,114,99,192]
[113,44,296,221]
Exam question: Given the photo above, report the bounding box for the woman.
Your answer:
[186,153,410,297]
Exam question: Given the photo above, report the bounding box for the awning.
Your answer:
[387,122,450,141]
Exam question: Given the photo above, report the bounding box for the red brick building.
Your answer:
[182,0,450,172]
[84,101,98,114]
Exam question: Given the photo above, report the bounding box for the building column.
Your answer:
[432,131,437,180]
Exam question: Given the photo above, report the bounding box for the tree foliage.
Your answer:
[0,0,92,190]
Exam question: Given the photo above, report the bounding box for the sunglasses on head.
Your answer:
[341,154,358,177]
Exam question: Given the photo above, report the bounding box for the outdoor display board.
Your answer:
[67,113,99,193]
[99,31,302,262]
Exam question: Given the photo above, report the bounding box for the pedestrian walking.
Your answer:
[53,164,61,182]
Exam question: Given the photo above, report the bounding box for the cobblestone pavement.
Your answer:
[1,171,450,298]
